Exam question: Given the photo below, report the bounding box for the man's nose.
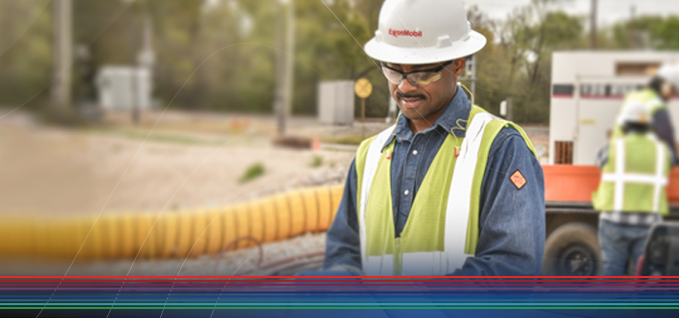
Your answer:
[397,77,418,93]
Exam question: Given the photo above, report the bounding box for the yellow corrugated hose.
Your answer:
[0,184,344,260]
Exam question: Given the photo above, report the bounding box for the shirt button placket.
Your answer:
[401,140,420,223]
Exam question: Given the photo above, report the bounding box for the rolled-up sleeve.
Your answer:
[323,159,363,274]
[452,128,546,276]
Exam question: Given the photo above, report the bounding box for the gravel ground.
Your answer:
[0,112,355,215]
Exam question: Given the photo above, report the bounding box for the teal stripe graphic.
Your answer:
[2,306,679,310]
[2,303,679,306]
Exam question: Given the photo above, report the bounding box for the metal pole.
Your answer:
[573,74,581,163]
[136,1,154,115]
[630,4,636,20]
[590,0,597,49]
[361,98,366,138]
[283,0,295,123]
[138,8,155,111]
[52,0,72,110]
[630,4,638,49]
[470,55,476,98]
[464,55,476,99]
[128,4,139,124]
[275,1,283,136]
[274,0,285,136]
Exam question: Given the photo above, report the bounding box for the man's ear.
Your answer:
[453,58,466,77]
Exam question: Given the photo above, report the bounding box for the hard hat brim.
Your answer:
[657,64,679,89]
[363,30,487,65]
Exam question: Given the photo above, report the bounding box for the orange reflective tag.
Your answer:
[509,170,527,190]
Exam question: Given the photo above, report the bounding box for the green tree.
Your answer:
[294,0,383,116]
[474,0,583,124]
[612,15,679,50]
[0,0,52,107]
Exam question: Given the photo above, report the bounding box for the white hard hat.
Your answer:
[620,101,651,126]
[364,0,487,65]
[656,63,679,89]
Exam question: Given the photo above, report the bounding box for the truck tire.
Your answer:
[542,222,602,276]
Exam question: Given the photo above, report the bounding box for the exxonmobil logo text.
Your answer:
[389,28,423,37]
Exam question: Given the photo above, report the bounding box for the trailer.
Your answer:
[543,51,679,275]
[549,51,679,165]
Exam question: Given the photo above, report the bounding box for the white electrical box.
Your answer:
[96,66,152,111]
[317,81,355,125]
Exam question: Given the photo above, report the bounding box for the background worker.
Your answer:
[322,0,545,276]
[611,64,679,164]
[592,101,672,276]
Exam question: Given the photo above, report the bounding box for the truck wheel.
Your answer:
[543,222,602,276]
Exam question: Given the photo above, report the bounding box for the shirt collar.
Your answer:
[382,86,471,151]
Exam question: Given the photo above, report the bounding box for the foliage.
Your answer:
[0,0,52,107]
[472,0,585,124]
[1,0,678,124]
[310,155,323,168]
[611,15,679,50]
[239,162,265,184]
[320,134,365,146]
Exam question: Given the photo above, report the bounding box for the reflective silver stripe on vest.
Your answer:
[444,112,495,270]
[601,134,667,211]
[359,112,496,275]
[359,125,396,275]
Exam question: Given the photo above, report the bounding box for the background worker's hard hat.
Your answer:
[364,0,487,65]
[620,101,651,126]
[656,63,679,90]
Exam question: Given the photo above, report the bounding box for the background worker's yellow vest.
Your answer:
[354,106,536,276]
[592,133,671,214]
[612,89,666,138]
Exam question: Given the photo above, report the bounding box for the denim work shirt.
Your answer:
[323,87,546,276]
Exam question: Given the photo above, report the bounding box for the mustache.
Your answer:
[396,91,426,99]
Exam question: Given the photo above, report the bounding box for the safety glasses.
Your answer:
[381,60,453,87]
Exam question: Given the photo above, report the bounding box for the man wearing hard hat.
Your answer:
[611,64,679,162]
[593,64,679,275]
[593,100,673,276]
[322,0,545,276]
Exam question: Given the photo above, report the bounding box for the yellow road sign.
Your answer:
[354,78,373,99]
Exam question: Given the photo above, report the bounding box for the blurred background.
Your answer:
[0,0,677,276]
